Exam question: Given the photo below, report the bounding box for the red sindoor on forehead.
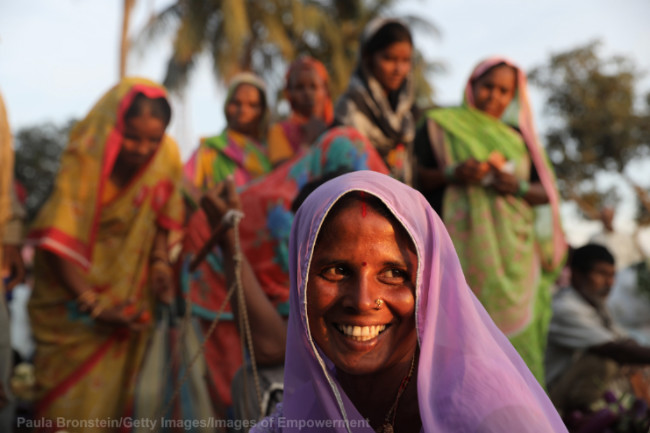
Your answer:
[359,191,367,218]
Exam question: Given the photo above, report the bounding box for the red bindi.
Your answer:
[362,261,367,267]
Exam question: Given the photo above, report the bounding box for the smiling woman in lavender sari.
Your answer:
[252,171,566,433]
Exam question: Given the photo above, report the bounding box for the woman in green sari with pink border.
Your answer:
[180,72,273,411]
[415,57,566,383]
[183,72,271,199]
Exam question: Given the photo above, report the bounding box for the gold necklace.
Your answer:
[377,352,418,433]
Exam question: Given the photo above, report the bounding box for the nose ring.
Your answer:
[375,298,384,309]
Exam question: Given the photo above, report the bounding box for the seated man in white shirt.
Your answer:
[546,244,650,415]
[589,207,650,344]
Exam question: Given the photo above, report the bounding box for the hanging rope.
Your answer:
[154,208,263,425]
[234,213,264,419]
[190,209,244,271]
[233,209,264,417]
[154,274,237,425]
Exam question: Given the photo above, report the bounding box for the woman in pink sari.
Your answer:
[252,171,567,432]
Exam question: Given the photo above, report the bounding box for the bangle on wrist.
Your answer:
[443,165,456,183]
[516,180,530,197]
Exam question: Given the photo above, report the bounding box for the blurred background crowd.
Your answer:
[1,1,650,432]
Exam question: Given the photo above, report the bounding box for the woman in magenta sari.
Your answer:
[252,171,567,432]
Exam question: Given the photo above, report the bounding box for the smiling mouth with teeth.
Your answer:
[335,324,389,342]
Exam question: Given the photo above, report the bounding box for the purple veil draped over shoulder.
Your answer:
[253,171,566,432]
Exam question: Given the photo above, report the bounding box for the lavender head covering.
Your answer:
[255,171,566,432]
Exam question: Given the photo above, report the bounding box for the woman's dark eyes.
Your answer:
[382,56,409,63]
[320,266,349,281]
[230,101,259,108]
[380,268,408,284]
[319,266,409,284]
[483,84,510,94]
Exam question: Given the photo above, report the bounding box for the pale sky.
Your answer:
[1,0,649,245]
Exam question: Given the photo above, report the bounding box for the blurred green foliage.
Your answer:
[530,41,650,222]
[135,0,442,108]
[13,120,75,221]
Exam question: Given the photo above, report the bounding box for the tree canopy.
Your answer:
[529,41,650,221]
[135,0,440,107]
[13,120,74,221]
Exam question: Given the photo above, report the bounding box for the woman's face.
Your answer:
[288,67,328,119]
[225,83,263,136]
[119,112,165,167]
[471,65,517,119]
[368,41,412,93]
[307,198,418,375]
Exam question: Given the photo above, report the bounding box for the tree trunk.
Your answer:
[120,0,136,79]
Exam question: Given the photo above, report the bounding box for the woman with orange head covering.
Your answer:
[267,56,334,166]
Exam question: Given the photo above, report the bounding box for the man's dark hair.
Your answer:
[570,244,615,274]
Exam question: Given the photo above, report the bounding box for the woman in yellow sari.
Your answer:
[27,78,184,431]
